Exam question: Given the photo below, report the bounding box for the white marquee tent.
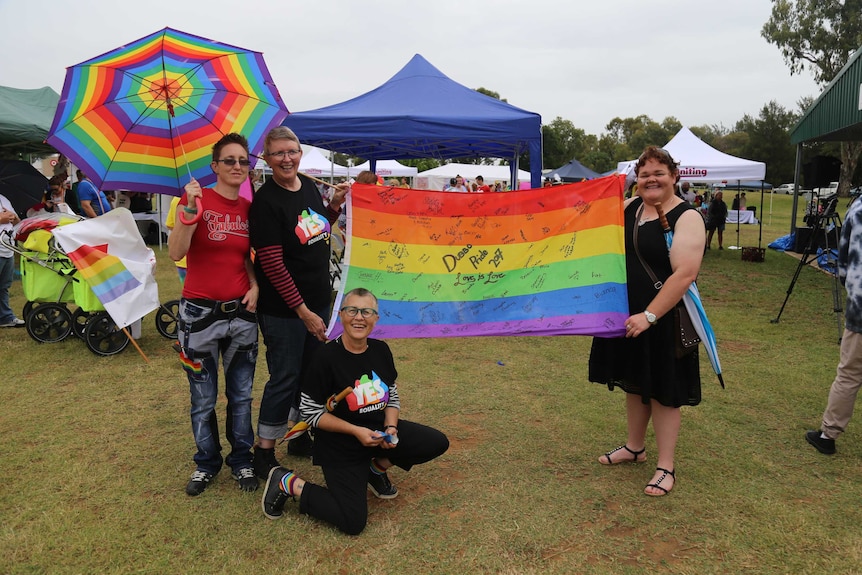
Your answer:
[348,159,418,178]
[415,162,531,190]
[617,127,766,183]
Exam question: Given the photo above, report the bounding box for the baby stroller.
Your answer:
[1,211,166,355]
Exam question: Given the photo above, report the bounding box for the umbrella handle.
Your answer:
[279,387,354,443]
[326,387,354,411]
[655,202,671,232]
[178,196,203,225]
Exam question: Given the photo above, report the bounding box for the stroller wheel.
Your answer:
[84,312,130,356]
[22,301,42,321]
[71,307,91,339]
[25,303,73,343]
[154,299,180,339]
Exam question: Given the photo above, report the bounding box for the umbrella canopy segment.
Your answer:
[47,28,288,196]
[0,160,48,216]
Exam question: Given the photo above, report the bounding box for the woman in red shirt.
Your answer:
[169,133,260,497]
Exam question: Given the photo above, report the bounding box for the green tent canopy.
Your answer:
[0,85,60,155]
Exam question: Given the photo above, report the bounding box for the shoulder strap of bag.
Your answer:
[632,202,664,291]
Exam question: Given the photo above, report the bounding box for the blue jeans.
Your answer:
[257,308,329,441]
[179,299,258,474]
[0,255,16,324]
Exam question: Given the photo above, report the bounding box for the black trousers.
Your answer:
[298,420,449,535]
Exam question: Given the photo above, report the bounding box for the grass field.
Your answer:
[2,192,861,574]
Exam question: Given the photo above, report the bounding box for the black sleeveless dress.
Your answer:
[588,197,701,407]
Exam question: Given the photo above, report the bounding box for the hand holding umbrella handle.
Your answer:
[280,387,354,442]
[178,196,202,225]
[326,386,354,411]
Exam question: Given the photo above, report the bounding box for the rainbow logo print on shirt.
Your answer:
[345,372,390,414]
[295,208,330,245]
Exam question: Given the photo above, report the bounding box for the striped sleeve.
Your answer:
[300,392,327,428]
[256,244,303,309]
[387,384,400,411]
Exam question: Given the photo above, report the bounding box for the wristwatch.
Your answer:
[644,310,657,325]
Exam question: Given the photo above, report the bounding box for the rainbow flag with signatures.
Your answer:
[327,176,628,339]
[52,209,160,328]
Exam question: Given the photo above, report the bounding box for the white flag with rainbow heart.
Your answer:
[52,208,159,328]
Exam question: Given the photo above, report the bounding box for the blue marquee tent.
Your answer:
[545,158,601,182]
[282,54,543,188]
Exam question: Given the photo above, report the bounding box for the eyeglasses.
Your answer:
[267,149,302,160]
[216,158,251,167]
[340,306,378,318]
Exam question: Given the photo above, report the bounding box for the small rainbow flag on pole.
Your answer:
[327,176,628,339]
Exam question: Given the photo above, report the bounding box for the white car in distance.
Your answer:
[775,183,813,195]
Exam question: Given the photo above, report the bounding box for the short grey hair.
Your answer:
[264,126,300,155]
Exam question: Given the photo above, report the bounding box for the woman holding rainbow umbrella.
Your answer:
[588,146,707,497]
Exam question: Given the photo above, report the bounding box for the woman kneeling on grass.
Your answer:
[262,288,449,534]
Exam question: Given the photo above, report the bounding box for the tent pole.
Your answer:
[511,155,518,191]
[790,144,802,235]
[728,181,742,250]
[759,181,764,248]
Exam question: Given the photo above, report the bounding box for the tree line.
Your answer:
[343,1,862,193]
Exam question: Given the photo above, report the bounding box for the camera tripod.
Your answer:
[771,196,844,343]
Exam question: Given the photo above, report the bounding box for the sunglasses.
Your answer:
[216,158,251,167]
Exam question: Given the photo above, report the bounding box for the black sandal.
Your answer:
[600,444,646,465]
[644,467,675,497]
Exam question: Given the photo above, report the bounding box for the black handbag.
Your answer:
[673,305,701,358]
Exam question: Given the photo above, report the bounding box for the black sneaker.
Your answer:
[805,430,836,455]
[287,432,313,458]
[253,446,281,479]
[185,470,214,496]
[231,467,259,492]
[262,466,293,520]
[368,471,398,499]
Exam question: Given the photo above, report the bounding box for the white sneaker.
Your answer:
[0,318,24,328]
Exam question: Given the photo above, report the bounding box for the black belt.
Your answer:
[186,298,242,314]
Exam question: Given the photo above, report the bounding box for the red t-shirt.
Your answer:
[180,187,252,301]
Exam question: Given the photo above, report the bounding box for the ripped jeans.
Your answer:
[179,298,258,475]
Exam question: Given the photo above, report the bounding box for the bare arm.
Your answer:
[168,179,201,261]
[316,412,389,448]
[80,200,97,219]
[241,257,258,312]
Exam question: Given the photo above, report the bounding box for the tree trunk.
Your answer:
[839,142,862,197]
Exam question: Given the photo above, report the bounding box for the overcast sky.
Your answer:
[0,0,820,137]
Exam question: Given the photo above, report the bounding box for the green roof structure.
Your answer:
[0,85,60,154]
[791,45,862,144]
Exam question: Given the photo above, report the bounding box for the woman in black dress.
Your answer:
[589,146,706,496]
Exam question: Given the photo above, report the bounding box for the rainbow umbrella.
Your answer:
[47,27,288,196]
[656,202,724,388]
